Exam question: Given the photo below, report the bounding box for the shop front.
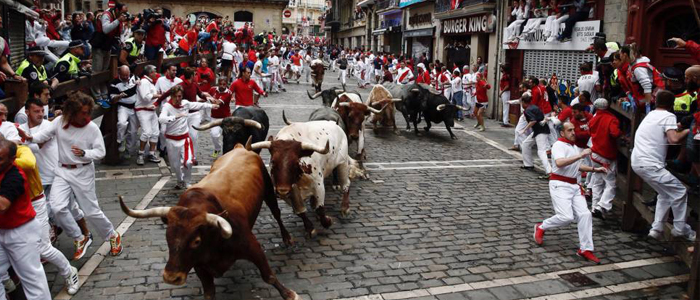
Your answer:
[402,0,434,62]
[378,10,403,54]
[438,12,495,71]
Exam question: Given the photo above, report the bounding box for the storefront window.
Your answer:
[662,14,700,47]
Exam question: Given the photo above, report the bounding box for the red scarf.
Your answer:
[63,117,91,129]
[557,137,575,146]
[168,100,183,109]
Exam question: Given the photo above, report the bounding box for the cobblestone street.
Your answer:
[46,73,691,300]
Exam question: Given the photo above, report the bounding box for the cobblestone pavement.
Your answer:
[41,72,692,300]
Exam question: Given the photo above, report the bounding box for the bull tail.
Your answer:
[348,158,368,180]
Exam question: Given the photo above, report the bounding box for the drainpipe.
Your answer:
[492,0,506,122]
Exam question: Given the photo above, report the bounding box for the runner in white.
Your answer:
[135,65,162,165]
[395,61,414,85]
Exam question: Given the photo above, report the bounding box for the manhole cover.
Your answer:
[559,272,598,287]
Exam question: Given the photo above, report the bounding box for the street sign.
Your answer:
[284,9,292,18]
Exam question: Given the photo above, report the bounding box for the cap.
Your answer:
[662,67,683,81]
[68,40,83,49]
[134,28,146,34]
[594,98,609,110]
[417,63,425,69]
[453,68,461,74]
[27,46,46,56]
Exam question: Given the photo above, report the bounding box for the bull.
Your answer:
[365,85,403,134]
[410,84,468,140]
[282,107,346,132]
[331,92,384,160]
[381,82,424,131]
[310,62,325,93]
[306,86,346,107]
[193,106,269,154]
[251,121,364,238]
[119,143,298,300]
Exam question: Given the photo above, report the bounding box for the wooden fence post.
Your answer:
[101,56,121,165]
[5,80,27,119]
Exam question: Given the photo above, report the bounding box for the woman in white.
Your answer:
[159,85,218,189]
[232,48,244,79]
[543,0,568,42]
[505,0,528,42]
[135,65,161,165]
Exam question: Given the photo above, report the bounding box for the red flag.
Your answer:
[450,0,461,9]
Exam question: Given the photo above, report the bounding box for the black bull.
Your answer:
[399,84,468,140]
[307,87,346,107]
[194,107,270,153]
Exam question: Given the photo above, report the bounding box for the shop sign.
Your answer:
[381,12,402,29]
[441,13,495,35]
[404,28,433,37]
[504,20,601,51]
[399,0,425,7]
[409,13,431,26]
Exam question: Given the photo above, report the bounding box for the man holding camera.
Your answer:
[90,2,129,107]
[143,9,170,60]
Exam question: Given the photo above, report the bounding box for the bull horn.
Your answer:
[193,119,223,131]
[391,98,403,102]
[243,119,263,129]
[119,196,170,219]
[282,110,292,125]
[301,140,329,155]
[411,88,420,92]
[307,90,322,99]
[437,104,447,111]
[250,141,272,150]
[367,104,386,114]
[338,102,351,107]
[245,136,253,151]
[205,213,233,239]
[456,105,469,111]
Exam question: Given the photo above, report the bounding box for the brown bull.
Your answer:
[311,63,325,93]
[332,93,384,160]
[366,85,402,134]
[120,143,298,300]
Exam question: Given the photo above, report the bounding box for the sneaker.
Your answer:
[577,250,600,263]
[148,154,161,163]
[648,229,663,240]
[96,99,111,109]
[478,125,485,132]
[473,123,479,128]
[73,235,93,260]
[672,230,696,242]
[136,155,145,165]
[109,232,123,256]
[118,142,126,153]
[591,208,605,220]
[65,266,80,295]
[211,150,220,158]
[533,223,544,245]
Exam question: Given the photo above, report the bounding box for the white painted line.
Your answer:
[525,275,690,300]
[462,129,546,172]
[368,163,518,171]
[54,176,171,300]
[334,256,679,300]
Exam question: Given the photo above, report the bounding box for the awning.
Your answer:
[372,28,387,36]
[0,0,39,19]
[404,28,433,38]
[357,0,375,7]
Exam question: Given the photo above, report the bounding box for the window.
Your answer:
[662,14,700,47]
[234,11,253,22]
[75,0,83,12]
[83,0,91,12]
[96,1,103,11]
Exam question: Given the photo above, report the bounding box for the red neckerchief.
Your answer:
[63,117,91,129]
[165,75,175,82]
[581,71,593,75]
[168,100,183,109]
[557,137,575,146]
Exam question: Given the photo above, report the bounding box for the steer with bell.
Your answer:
[120,143,297,300]
[251,121,363,238]
[194,106,269,154]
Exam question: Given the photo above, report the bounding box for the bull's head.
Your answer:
[250,137,329,199]
[119,195,232,286]
[307,88,344,106]
[194,117,264,153]
[335,101,384,140]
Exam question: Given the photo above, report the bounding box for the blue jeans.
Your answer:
[452,91,464,119]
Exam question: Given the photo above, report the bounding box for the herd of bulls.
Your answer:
[119,82,470,300]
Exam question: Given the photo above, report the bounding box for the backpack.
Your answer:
[629,61,665,104]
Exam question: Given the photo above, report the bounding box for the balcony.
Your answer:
[376,0,399,11]
[435,0,494,14]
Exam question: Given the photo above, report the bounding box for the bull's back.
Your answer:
[278,122,348,174]
[195,148,267,216]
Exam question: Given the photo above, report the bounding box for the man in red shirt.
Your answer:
[588,99,621,218]
[208,77,232,158]
[195,57,216,93]
[290,51,302,83]
[499,66,512,127]
[230,67,267,107]
[143,12,169,60]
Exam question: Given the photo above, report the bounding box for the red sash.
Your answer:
[165,133,194,168]
[549,173,577,184]
[398,70,410,83]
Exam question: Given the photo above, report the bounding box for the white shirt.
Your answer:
[159,100,213,136]
[137,77,158,109]
[451,76,463,94]
[551,140,582,179]
[577,71,599,101]
[268,56,280,72]
[631,110,677,168]
[155,76,183,95]
[396,67,414,84]
[20,120,57,184]
[31,116,105,165]
[252,60,264,79]
[221,41,236,60]
[0,121,20,143]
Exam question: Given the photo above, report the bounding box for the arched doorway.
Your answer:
[641,1,700,69]
[234,11,253,29]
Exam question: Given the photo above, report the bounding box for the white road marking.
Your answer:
[336,256,681,300]
[54,176,171,299]
[525,274,689,300]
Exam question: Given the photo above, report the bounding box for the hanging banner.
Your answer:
[504,20,601,51]
[399,0,425,7]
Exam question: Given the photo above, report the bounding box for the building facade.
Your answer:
[281,0,326,37]
[402,0,435,62]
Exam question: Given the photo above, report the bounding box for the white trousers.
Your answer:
[501,91,511,124]
[632,165,695,236]
[522,132,552,174]
[522,18,545,35]
[464,91,475,115]
[514,114,531,146]
[0,219,51,300]
[44,184,84,222]
[166,138,192,185]
[271,70,284,91]
[340,69,347,85]
[541,180,594,251]
[304,66,312,83]
[590,153,617,211]
[32,197,72,277]
[136,110,159,143]
[187,112,202,162]
[505,20,526,40]
[543,15,569,39]
[210,117,223,152]
[51,164,115,241]
[117,106,139,152]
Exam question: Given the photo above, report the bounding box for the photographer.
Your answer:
[142,9,170,61]
[90,2,129,108]
[668,37,700,64]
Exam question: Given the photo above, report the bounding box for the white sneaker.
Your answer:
[673,230,696,242]
[648,229,662,240]
[136,155,145,165]
[118,142,126,153]
[65,266,80,295]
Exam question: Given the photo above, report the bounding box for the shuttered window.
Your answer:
[523,50,596,87]
[7,9,25,69]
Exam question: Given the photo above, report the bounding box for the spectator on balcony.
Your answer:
[542,0,566,43]
[556,0,588,43]
[70,12,93,59]
[90,2,129,111]
[143,9,170,61]
[505,0,528,42]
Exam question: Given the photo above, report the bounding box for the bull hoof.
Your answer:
[424,127,430,132]
[286,291,302,300]
[451,135,458,140]
[306,229,317,239]
[319,216,333,229]
[283,236,295,247]
[332,185,341,190]
[340,207,351,218]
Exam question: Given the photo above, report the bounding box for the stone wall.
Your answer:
[603,0,627,43]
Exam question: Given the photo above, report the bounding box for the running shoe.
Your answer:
[65,266,80,295]
[73,235,93,260]
[577,250,600,264]
[533,223,544,245]
[109,232,123,256]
